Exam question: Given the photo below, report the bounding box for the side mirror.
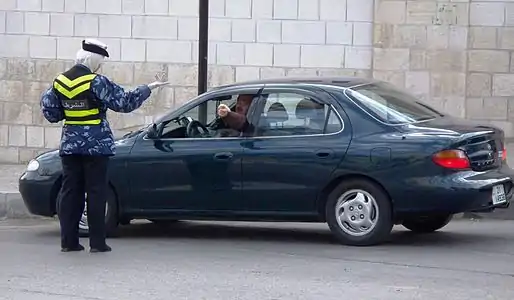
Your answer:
[146,124,159,139]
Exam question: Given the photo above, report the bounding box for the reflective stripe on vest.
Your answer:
[53,73,102,126]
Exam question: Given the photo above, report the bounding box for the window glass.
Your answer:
[256,93,343,137]
[346,82,443,125]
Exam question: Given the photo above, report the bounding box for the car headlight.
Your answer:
[26,159,40,172]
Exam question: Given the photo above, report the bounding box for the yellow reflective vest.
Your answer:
[52,65,102,125]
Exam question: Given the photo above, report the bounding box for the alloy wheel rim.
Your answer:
[78,193,109,231]
[335,189,379,237]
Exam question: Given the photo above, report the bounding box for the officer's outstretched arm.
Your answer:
[40,87,65,123]
[91,75,152,113]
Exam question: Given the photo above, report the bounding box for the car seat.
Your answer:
[295,98,325,134]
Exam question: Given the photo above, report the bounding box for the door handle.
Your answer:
[315,150,333,158]
[214,152,233,160]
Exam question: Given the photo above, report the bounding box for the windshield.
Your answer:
[345,82,444,125]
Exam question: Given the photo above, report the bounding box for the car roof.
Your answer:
[216,76,378,89]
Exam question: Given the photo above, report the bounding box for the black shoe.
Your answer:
[90,245,112,253]
[61,244,85,252]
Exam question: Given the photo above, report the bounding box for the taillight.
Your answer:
[502,147,507,161]
[432,149,470,169]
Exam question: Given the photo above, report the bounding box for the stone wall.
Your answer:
[0,0,374,163]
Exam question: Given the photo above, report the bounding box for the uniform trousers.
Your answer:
[57,155,109,249]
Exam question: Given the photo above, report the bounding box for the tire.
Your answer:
[402,214,453,233]
[325,179,393,246]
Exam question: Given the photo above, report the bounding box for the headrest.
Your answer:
[267,102,289,123]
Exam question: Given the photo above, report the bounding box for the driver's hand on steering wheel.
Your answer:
[217,104,230,118]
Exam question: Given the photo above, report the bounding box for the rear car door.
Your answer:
[241,86,352,214]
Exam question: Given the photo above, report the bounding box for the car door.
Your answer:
[126,86,263,214]
[241,86,351,214]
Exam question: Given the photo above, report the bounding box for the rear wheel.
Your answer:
[402,214,453,233]
[325,179,393,246]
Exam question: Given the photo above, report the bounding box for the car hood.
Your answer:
[397,116,502,139]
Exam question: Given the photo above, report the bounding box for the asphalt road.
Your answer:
[0,219,513,300]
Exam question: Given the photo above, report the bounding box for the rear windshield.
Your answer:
[345,82,443,125]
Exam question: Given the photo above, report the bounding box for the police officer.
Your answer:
[40,39,169,253]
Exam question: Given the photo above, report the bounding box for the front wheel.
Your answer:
[325,179,393,246]
[402,214,453,233]
[75,187,119,238]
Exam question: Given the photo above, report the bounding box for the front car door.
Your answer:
[241,85,352,215]
[126,85,264,216]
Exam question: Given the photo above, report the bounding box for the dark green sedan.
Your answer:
[19,77,514,246]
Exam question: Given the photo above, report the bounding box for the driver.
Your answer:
[217,94,254,132]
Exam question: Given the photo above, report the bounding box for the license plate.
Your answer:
[492,184,507,205]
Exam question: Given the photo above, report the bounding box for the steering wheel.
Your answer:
[186,119,210,137]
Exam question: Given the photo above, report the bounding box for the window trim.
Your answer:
[248,89,346,140]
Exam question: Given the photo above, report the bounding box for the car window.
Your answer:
[255,93,343,137]
[345,82,443,125]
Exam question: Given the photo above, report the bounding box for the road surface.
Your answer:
[0,219,513,300]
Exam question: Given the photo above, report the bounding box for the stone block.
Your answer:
[0,148,19,164]
[0,80,23,102]
[8,125,26,147]
[43,0,64,12]
[252,0,272,19]
[57,37,83,60]
[50,13,73,36]
[167,64,198,87]
[298,0,319,20]
[122,0,144,14]
[467,73,492,97]
[282,21,326,44]
[64,0,85,12]
[17,0,42,11]
[373,48,410,71]
[274,0,298,19]
[134,62,167,84]
[449,26,468,50]
[174,87,199,106]
[347,0,373,22]
[0,125,7,147]
[26,126,45,148]
[29,36,57,59]
[257,20,282,43]
[466,97,508,120]
[44,127,61,148]
[35,60,66,81]
[245,43,273,66]
[427,25,449,49]
[235,67,260,82]
[6,12,23,34]
[86,0,121,14]
[191,40,217,65]
[0,35,29,58]
[99,15,131,38]
[74,14,99,37]
[146,40,192,63]
[209,19,232,42]
[178,17,199,40]
[353,23,373,46]
[0,59,5,80]
[405,71,430,95]
[286,68,319,77]
[344,46,372,69]
[435,96,466,118]
[0,193,5,219]
[0,0,15,10]
[507,4,514,26]
[301,45,345,68]
[319,0,347,21]
[226,0,251,18]
[393,25,428,49]
[169,0,198,16]
[3,103,33,125]
[493,75,514,97]
[232,19,256,42]
[326,22,353,45]
[375,1,406,24]
[373,71,406,88]
[121,39,146,62]
[100,62,134,85]
[500,28,514,50]
[132,16,178,39]
[24,81,50,104]
[25,12,50,35]
[19,149,40,164]
[0,12,5,34]
[468,50,510,73]
[430,72,466,97]
[260,67,286,79]
[145,0,168,15]
[208,66,235,87]
[406,1,437,24]
[216,43,245,65]
[273,44,300,67]
[427,50,466,72]
[470,2,505,26]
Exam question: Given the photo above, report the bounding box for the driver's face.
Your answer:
[235,95,253,114]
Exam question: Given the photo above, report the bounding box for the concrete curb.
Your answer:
[1,190,514,221]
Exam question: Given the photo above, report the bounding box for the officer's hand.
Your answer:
[148,81,170,90]
[217,104,230,118]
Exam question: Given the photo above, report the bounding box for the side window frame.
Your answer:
[249,86,345,139]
